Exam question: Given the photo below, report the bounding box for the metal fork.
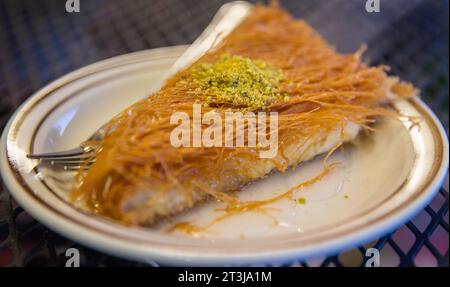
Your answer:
[26,1,253,170]
[27,128,105,171]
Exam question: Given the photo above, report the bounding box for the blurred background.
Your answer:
[0,0,448,266]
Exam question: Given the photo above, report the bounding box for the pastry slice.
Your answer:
[71,5,417,225]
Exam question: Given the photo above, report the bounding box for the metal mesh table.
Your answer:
[0,0,448,267]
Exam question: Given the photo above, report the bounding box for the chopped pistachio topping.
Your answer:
[191,54,283,110]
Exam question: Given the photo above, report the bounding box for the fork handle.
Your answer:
[27,147,87,160]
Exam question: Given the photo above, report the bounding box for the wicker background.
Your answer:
[0,0,448,267]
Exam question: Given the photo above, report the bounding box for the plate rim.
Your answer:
[1,45,448,266]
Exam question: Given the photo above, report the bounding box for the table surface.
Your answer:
[0,0,448,267]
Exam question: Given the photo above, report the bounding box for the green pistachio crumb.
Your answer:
[296,197,307,205]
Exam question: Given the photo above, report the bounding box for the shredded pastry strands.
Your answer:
[169,145,340,236]
[70,5,417,229]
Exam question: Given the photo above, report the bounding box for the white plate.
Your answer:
[1,46,448,266]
